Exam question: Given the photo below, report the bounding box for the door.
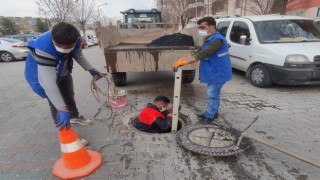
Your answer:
[228,21,252,71]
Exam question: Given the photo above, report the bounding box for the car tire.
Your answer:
[0,51,16,62]
[182,70,196,84]
[112,72,127,87]
[249,64,273,88]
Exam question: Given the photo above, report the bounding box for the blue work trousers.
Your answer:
[203,83,224,118]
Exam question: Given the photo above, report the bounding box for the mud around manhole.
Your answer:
[128,113,192,135]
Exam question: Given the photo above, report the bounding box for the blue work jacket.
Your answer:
[24,32,80,97]
[199,32,232,84]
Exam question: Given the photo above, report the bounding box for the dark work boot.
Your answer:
[196,113,218,120]
[198,117,215,124]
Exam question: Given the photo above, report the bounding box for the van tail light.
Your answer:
[12,44,27,48]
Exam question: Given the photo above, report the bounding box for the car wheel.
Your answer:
[112,72,127,87]
[249,64,273,88]
[0,51,16,62]
[182,70,196,83]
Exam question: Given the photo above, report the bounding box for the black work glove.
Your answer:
[88,68,103,80]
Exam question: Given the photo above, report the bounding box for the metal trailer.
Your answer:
[95,23,202,86]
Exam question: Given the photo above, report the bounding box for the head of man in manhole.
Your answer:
[134,95,173,133]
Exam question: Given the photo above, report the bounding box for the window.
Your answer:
[317,7,320,17]
[217,21,231,37]
[230,21,250,44]
[254,20,320,43]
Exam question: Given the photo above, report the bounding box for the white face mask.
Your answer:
[54,45,74,53]
[198,29,210,37]
[159,106,167,112]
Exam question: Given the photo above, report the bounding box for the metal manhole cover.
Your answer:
[176,124,252,156]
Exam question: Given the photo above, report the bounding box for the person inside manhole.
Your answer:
[134,95,173,133]
[172,17,232,123]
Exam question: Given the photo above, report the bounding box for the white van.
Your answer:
[216,15,320,87]
[85,34,96,47]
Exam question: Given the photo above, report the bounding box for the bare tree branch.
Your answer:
[72,0,96,37]
[158,0,190,28]
[36,0,76,22]
[246,0,274,15]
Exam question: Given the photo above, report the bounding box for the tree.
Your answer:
[157,0,190,29]
[0,18,20,35]
[100,15,115,27]
[35,18,50,33]
[270,0,289,15]
[211,0,228,15]
[72,0,96,38]
[36,0,76,22]
[246,0,274,15]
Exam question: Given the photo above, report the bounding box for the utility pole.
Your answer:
[244,0,247,16]
[98,2,108,22]
[207,0,210,16]
[195,0,198,18]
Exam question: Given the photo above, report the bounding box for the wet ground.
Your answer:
[0,46,320,179]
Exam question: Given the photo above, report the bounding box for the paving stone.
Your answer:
[0,172,18,179]
[7,152,38,162]
[164,169,192,180]
[31,151,60,161]
[15,169,49,180]
[145,170,165,180]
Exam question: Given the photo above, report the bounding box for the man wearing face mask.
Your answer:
[25,22,102,144]
[134,95,173,133]
[172,17,232,123]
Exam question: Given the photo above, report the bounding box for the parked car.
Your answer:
[4,34,38,43]
[0,38,29,62]
[93,36,98,45]
[216,15,320,87]
[85,34,95,46]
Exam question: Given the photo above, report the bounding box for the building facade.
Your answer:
[286,0,320,21]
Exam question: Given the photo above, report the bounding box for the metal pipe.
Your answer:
[171,67,182,133]
[235,116,320,168]
[243,134,320,168]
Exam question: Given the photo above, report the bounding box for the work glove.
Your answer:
[166,106,173,113]
[166,106,181,113]
[88,68,103,80]
[172,58,188,71]
[56,110,71,130]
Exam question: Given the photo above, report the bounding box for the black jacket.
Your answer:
[135,103,172,133]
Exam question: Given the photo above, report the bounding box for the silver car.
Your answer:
[0,38,29,62]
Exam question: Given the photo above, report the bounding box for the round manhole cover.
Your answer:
[176,124,252,156]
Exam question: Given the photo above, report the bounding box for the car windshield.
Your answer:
[254,19,320,43]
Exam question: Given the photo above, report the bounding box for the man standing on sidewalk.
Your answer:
[25,22,101,143]
[172,17,232,123]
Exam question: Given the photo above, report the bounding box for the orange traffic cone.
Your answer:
[52,127,102,179]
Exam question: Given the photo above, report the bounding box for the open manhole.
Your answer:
[176,123,252,156]
[128,113,192,134]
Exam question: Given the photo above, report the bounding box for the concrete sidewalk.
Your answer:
[0,46,319,179]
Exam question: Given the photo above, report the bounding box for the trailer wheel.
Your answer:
[182,70,195,84]
[112,72,127,87]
